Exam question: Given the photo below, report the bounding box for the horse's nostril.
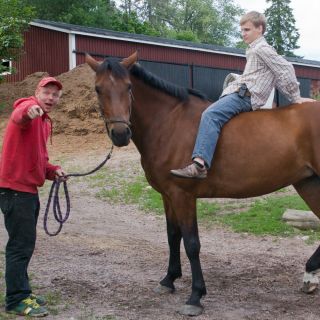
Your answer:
[109,126,131,147]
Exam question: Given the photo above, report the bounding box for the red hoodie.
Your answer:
[0,96,60,193]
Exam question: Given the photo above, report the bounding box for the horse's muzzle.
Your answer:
[110,125,132,147]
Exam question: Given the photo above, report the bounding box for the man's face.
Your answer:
[35,84,61,113]
[241,21,263,45]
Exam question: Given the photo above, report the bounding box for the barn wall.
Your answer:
[4,26,69,82]
[294,65,320,79]
[75,35,246,71]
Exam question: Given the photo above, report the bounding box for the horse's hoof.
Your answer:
[153,284,174,295]
[302,271,319,294]
[302,281,318,294]
[177,304,203,316]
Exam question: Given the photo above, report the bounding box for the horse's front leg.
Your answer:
[175,193,206,316]
[155,195,182,294]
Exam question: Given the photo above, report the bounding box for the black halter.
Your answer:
[101,90,133,135]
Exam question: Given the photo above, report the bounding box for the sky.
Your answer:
[233,0,320,61]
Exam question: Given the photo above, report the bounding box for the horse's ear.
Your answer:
[121,51,138,69]
[85,53,100,72]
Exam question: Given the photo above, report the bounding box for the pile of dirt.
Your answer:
[0,64,105,135]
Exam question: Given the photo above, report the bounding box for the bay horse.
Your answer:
[86,52,320,316]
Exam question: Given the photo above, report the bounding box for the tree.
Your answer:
[119,0,244,46]
[264,0,300,57]
[22,0,244,47]
[208,0,245,46]
[0,0,34,78]
[21,0,123,30]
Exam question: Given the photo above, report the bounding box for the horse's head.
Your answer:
[85,52,138,147]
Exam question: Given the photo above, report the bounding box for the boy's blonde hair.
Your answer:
[240,11,267,34]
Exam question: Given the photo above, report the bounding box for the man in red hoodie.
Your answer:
[0,77,66,317]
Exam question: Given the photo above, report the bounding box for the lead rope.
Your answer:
[43,145,114,236]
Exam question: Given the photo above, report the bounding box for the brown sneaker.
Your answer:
[170,162,207,179]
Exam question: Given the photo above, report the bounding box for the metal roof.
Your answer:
[31,19,320,69]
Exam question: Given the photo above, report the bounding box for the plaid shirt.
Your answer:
[222,36,301,110]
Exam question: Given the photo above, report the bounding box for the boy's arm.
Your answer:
[256,46,301,102]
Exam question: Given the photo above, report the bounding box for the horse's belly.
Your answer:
[201,167,310,199]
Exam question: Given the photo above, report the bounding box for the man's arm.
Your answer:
[12,104,44,127]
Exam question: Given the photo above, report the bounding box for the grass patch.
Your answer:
[96,175,164,214]
[96,174,221,217]
[214,195,320,241]
[90,169,320,240]
[215,195,308,235]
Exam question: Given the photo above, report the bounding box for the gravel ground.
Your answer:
[1,134,320,320]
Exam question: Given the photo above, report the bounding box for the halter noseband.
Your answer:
[100,89,134,134]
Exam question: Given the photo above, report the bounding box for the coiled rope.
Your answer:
[43,145,113,236]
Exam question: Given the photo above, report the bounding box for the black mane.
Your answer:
[130,64,205,101]
[100,58,207,101]
[97,58,129,78]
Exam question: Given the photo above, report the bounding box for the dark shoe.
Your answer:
[30,293,47,306]
[170,162,207,179]
[6,297,49,317]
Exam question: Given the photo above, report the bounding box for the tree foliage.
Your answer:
[21,0,122,29]
[123,0,244,45]
[0,0,34,77]
[264,0,300,57]
[22,0,244,46]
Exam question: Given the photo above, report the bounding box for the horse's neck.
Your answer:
[130,77,183,153]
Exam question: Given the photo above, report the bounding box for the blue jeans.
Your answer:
[0,188,40,310]
[192,93,252,168]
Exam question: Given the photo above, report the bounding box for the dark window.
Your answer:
[1,60,12,75]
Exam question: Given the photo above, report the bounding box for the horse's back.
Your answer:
[202,102,320,197]
[167,102,318,198]
[147,98,320,198]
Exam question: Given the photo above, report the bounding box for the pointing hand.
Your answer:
[28,105,44,119]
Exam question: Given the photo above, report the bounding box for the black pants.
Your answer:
[0,187,39,310]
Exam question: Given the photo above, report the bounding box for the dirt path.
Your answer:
[1,134,320,320]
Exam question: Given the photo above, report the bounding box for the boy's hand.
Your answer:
[296,97,316,104]
[28,105,44,119]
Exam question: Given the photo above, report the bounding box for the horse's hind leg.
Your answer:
[154,195,182,294]
[293,175,320,293]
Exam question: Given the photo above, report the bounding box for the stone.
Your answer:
[282,209,320,230]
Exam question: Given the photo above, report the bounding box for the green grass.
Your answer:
[96,174,221,216]
[92,170,320,240]
[215,195,308,235]
[96,175,164,214]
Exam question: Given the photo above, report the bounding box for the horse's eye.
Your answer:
[95,86,101,94]
[128,83,132,91]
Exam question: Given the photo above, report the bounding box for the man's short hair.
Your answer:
[240,11,267,34]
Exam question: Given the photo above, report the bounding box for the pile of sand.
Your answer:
[0,64,105,135]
